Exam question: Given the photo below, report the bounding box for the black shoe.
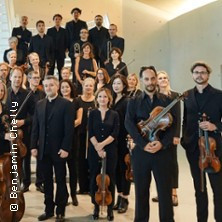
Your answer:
[55,214,65,222]
[118,198,129,214]
[152,196,159,202]
[21,185,29,193]
[113,195,122,210]
[36,184,44,193]
[107,207,114,221]
[92,205,99,220]
[71,195,78,206]
[38,213,54,221]
[76,190,89,195]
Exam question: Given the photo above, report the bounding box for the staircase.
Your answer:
[0,0,11,60]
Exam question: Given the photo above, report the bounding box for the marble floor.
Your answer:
[22,146,215,222]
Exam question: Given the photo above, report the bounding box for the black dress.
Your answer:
[76,96,95,193]
[112,95,131,195]
[105,61,128,78]
[0,103,10,156]
[88,109,119,207]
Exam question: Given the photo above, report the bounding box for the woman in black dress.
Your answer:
[105,47,128,78]
[75,42,98,94]
[152,70,181,206]
[59,79,81,206]
[0,81,11,156]
[88,87,119,221]
[76,77,95,194]
[111,74,130,213]
[126,73,142,98]
[94,68,110,93]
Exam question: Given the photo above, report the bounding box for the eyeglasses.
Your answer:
[192,71,208,75]
[80,31,88,34]
[32,77,40,79]
[97,72,104,75]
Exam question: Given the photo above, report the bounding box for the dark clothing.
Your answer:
[112,96,130,195]
[101,36,125,64]
[28,34,54,70]
[76,96,95,192]
[47,26,68,78]
[88,109,119,207]
[31,96,74,216]
[11,26,32,58]
[0,103,10,156]
[3,48,26,66]
[105,61,128,78]
[65,19,88,48]
[69,39,89,83]
[94,83,111,93]
[125,92,176,222]
[181,84,222,222]
[89,26,109,65]
[126,89,142,98]
[7,87,35,187]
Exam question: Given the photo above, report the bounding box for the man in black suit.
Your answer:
[181,61,222,222]
[28,20,54,74]
[47,14,68,80]
[65,7,87,49]
[11,16,32,59]
[101,24,125,66]
[7,67,35,192]
[31,75,74,222]
[125,66,176,222]
[89,15,109,66]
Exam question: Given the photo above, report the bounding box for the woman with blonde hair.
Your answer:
[126,73,142,98]
[152,70,181,206]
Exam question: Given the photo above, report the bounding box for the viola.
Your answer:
[124,135,135,182]
[137,93,186,141]
[95,152,112,214]
[198,113,221,173]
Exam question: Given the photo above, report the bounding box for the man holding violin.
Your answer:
[181,61,222,222]
[125,66,177,222]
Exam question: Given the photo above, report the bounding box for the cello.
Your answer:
[95,152,112,215]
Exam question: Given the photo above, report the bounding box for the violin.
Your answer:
[137,93,185,141]
[124,135,135,182]
[0,115,25,221]
[95,152,112,214]
[198,113,221,173]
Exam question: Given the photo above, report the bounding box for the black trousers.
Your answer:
[170,145,179,189]
[78,133,90,192]
[186,149,222,222]
[40,155,68,216]
[132,147,174,222]
[88,149,117,207]
[35,158,44,186]
[49,55,65,79]
[116,141,131,196]
[71,58,76,83]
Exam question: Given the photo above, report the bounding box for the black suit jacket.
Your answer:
[31,96,74,161]
[65,19,88,47]
[46,26,68,58]
[181,85,222,156]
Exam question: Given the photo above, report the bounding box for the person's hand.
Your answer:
[199,121,217,131]
[31,149,38,157]
[16,120,25,128]
[96,142,105,151]
[4,133,14,141]
[74,53,80,58]
[58,149,69,158]
[173,137,180,145]
[97,149,105,158]
[82,69,89,74]
[144,141,162,153]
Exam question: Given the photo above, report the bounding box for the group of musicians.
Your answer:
[0,7,222,222]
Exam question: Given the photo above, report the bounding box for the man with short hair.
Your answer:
[11,16,32,59]
[31,75,74,222]
[101,24,125,65]
[47,14,68,80]
[89,15,109,66]
[65,7,88,49]
[0,63,10,87]
[181,61,222,222]
[125,66,176,222]
[29,20,54,74]
[7,67,35,192]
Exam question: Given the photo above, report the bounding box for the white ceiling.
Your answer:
[136,0,217,20]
